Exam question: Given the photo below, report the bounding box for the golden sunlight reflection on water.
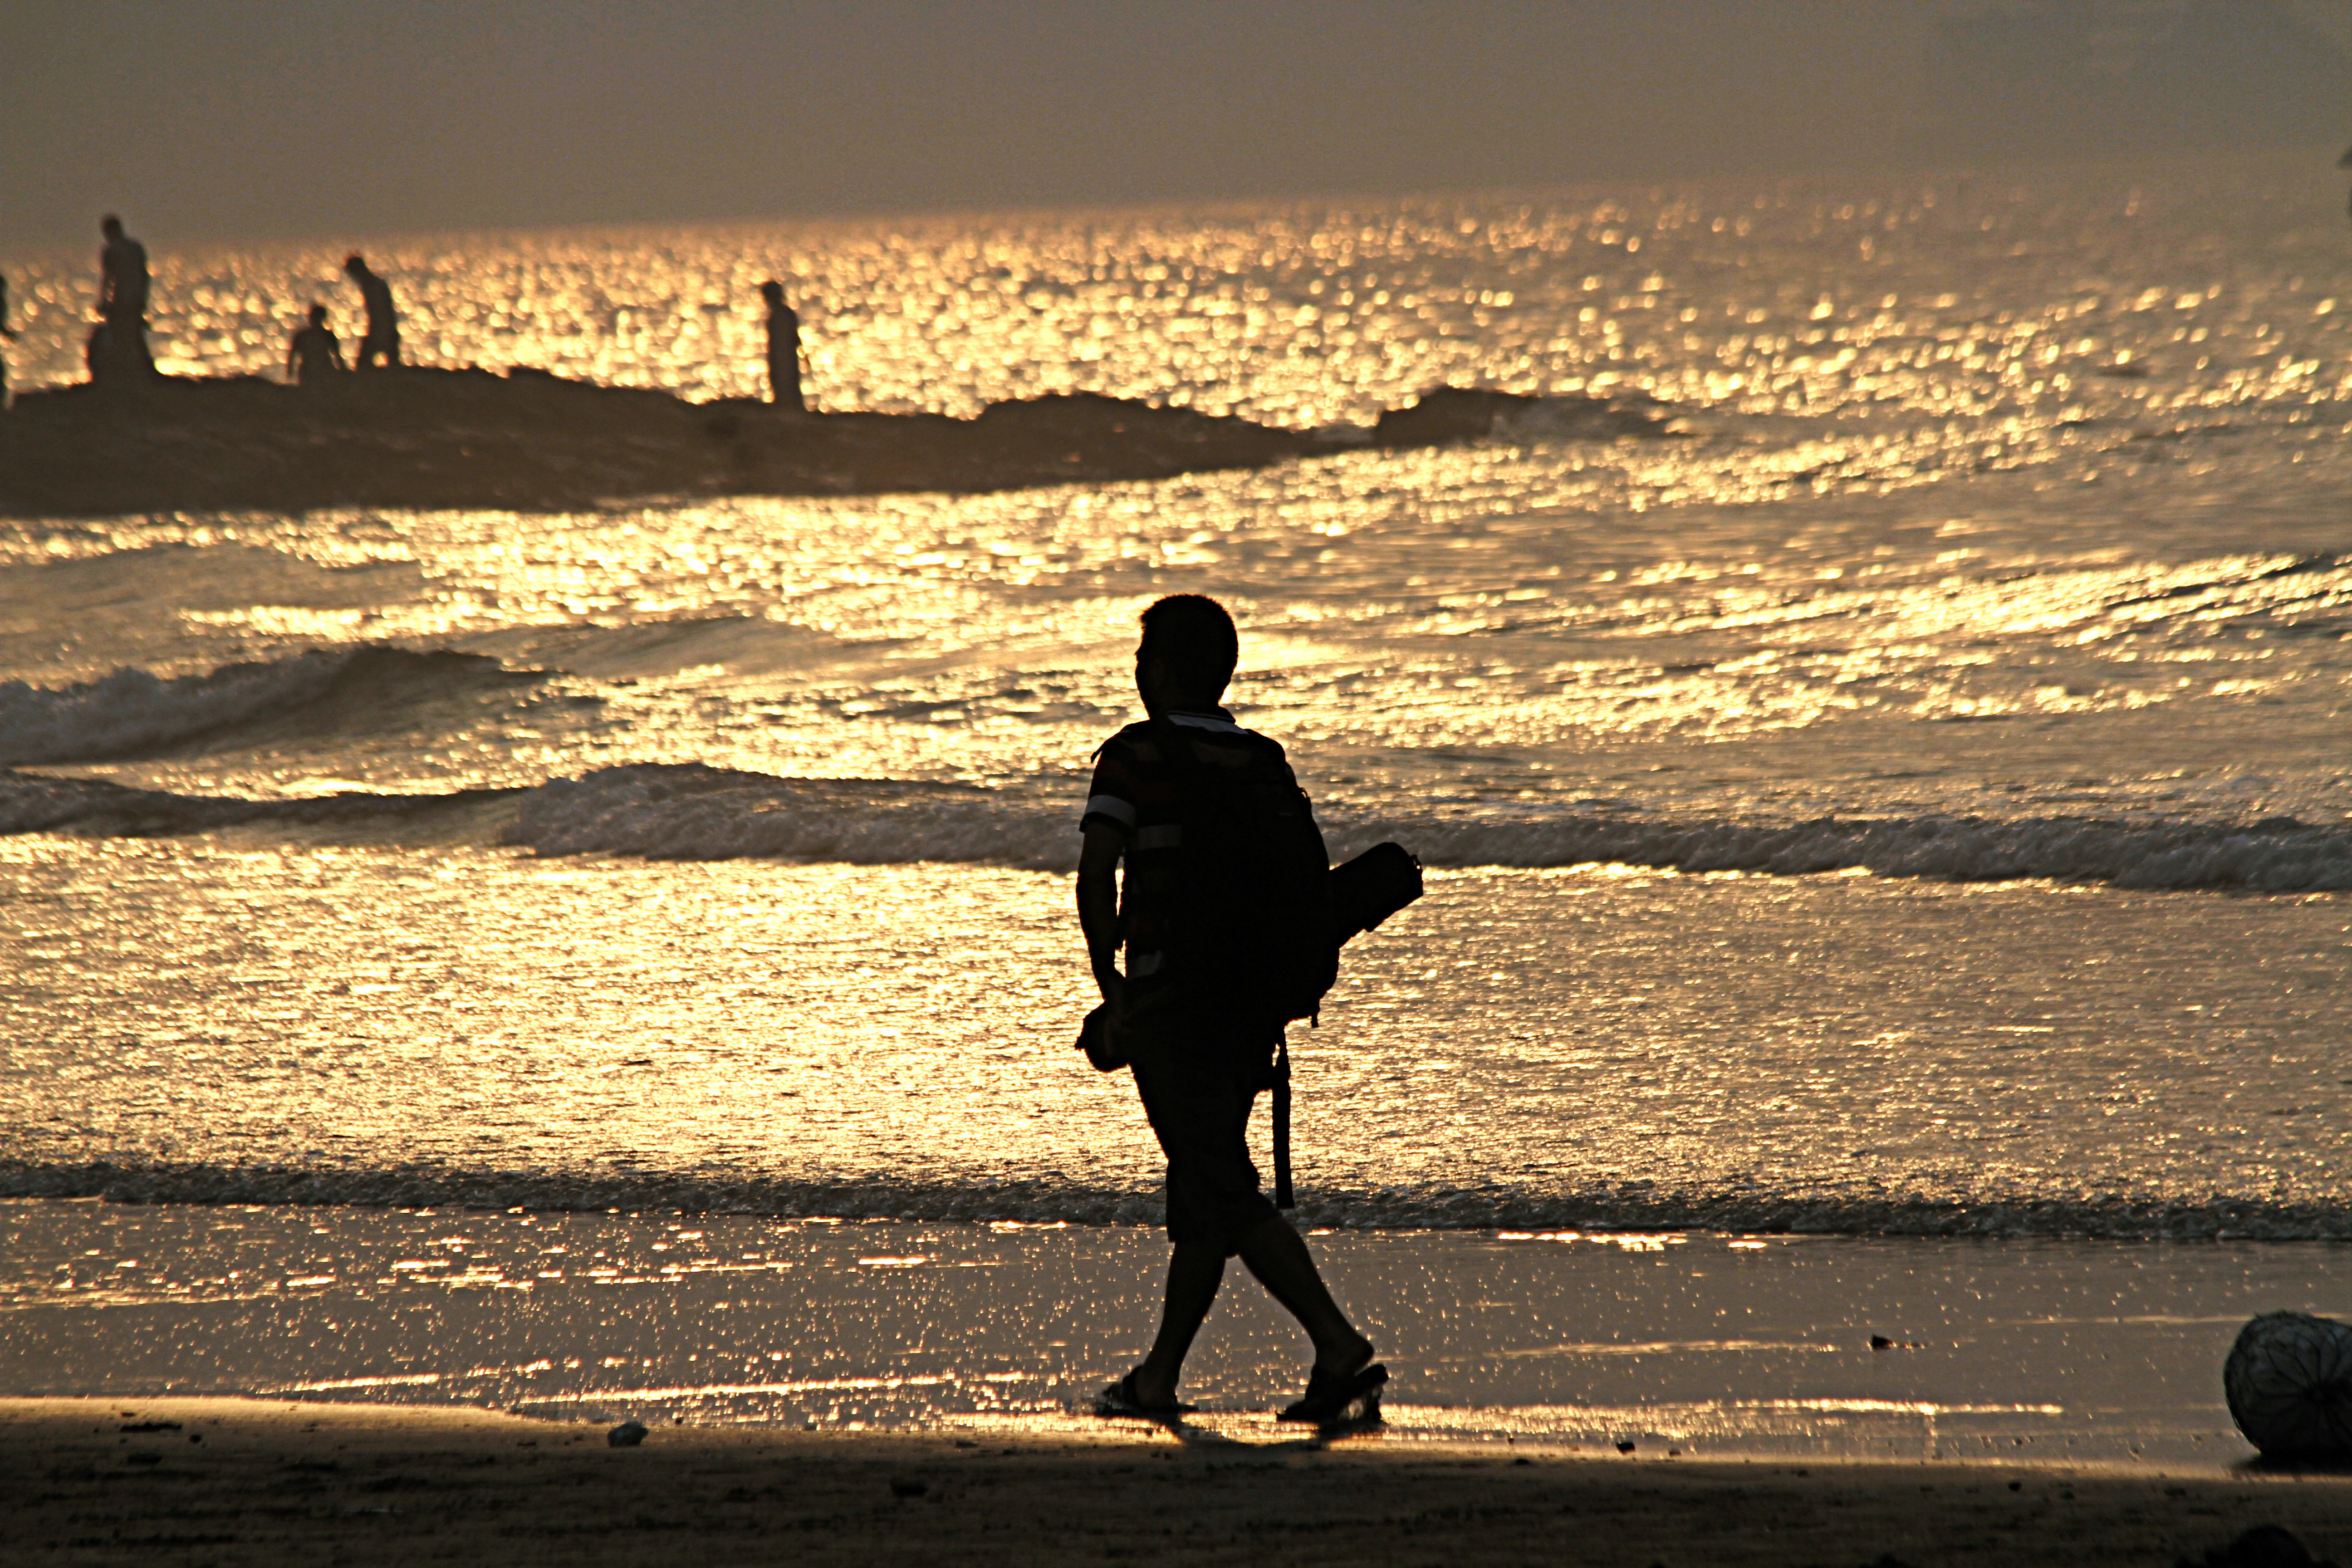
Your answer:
[9,163,2349,434]
[11,475,2345,831]
[4,839,2344,1225]
[7,160,2350,828]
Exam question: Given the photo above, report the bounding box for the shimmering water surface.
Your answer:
[2,157,2350,1432]
[3,844,2346,1233]
[5,160,2350,852]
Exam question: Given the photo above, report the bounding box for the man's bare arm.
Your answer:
[1076,820,1125,1007]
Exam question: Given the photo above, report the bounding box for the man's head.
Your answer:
[307,304,328,326]
[760,279,785,306]
[101,215,123,240]
[343,253,369,279]
[1136,594,1238,715]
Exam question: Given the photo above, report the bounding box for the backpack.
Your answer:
[1151,715,1337,1023]
[1076,716,1424,1209]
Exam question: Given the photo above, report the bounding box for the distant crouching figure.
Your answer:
[760,280,804,412]
[344,254,401,370]
[93,214,156,382]
[286,304,347,384]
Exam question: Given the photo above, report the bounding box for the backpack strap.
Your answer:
[1270,1034,1294,1209]
[1151,712,1219,776]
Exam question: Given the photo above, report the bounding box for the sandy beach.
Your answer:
[10,1395,2348,1567]
[15,4,2352,1563]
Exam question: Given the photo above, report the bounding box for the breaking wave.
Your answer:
[0,646,540,766]
[0,769,522,837]
[5,1157,2346,1241]
[7,760,2349,891]
[1395,808,2352,893]
[507,764,1046,864]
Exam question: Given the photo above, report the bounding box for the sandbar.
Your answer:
[0,376,1667,517]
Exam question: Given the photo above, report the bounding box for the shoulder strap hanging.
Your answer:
[1271,1035,1294,1209]
[1153,714,1208,779]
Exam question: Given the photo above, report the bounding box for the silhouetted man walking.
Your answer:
[1077,594,1387,1423]
[760,280,804,412]
[344,254,401,370]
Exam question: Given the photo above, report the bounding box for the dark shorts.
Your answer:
[1127,1010,1280,1255]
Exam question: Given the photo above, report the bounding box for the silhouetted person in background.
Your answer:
[93,214,154,382]
[1077,594,1387,1423]
[760,280,804,411]
[2341,142,2352,220]
[0,274,17,412]
[344,254,401,370]
[286,304,346,384]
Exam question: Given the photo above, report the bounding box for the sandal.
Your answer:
[1277,1358,1388,1423]
[1095,1370,1197,1417]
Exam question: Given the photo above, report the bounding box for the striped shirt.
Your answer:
[1081,707,1265,978]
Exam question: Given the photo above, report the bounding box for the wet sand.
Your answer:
[10,1396,2347,1566]
[13,1202,2350,1467]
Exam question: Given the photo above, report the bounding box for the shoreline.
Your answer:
[9,1396,2347,1566]
[12,1201,2348,1472]
[10,1156,2352,1243]
[0,374,1667,518]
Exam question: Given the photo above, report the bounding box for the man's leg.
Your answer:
[1131,1218,1372,1406]
[1236,1214,1374,1375]
[1125,1033,1262,1407]
[1129,1242,1224,1407]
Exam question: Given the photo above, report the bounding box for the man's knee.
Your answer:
[1165,1159,1277,1257]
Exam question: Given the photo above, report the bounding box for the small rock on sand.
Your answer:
[607,1421,648,1448]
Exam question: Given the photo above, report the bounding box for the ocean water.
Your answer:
[4,155,2350,1250]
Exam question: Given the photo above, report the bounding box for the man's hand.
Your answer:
[1076,820,1126,1008]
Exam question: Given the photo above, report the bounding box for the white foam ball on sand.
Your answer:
[2225,1312,2352,1461]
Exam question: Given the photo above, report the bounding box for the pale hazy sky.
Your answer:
[8,0,2349,248]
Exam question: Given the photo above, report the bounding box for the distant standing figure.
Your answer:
[2341,142,2352,220]
[94,214,155,381]
[344,254,401,370]
[286,304,346,384]
[0,273,18,411]
[760,280,804,412]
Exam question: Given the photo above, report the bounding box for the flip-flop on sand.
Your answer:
[1094,1371,1198,1417]
[1278,1359,1388,1424]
